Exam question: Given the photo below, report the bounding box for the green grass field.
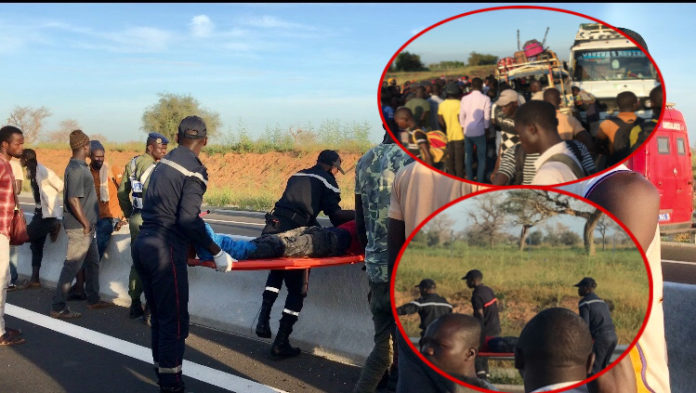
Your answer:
[394,243,649,345]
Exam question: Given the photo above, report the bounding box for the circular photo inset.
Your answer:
[379,6,665,187]
[391,188,651,392]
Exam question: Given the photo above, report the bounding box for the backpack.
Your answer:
[632,118,657,152]
[545,141,587,180]
[608,116,645,165]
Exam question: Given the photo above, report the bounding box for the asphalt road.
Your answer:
[0,286,361,393]
[661,242,696,285]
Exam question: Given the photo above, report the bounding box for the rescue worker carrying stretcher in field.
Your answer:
[255,149,355,359]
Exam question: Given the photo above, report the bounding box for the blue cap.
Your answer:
[89,140,105,152]
[147,132,169,145]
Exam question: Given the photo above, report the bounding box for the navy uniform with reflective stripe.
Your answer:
[132,145,216,389]
[260,163,342,345]
[579,292,618,374]
[271,165,342,228]
[396,293,453,338]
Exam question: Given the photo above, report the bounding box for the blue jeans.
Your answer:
[96,218,114,260]
[465,135,486,182]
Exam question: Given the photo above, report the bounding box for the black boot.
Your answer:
[143,303,152,327]
[255,301,273,338]
[129,299,144,319]
[159,384,185,393]
[270,317,301,359]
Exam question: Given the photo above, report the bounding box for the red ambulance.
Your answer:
[626,104,695,233]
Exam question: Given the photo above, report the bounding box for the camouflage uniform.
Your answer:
[117,153,157,314]
[353,143,413,393]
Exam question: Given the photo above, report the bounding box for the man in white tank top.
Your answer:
[557,165,670,393]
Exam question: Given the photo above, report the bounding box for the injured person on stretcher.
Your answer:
[196,220,363,261]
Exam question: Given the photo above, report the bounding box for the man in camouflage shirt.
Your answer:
[353,130,413,393]
[117,132,168,321]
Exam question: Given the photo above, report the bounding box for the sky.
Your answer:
[1,3,694,145]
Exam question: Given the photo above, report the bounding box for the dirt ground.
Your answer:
[32,148,363,208]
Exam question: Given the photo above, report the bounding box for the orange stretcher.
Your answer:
[477,352,515,360]
[187,254,365,271]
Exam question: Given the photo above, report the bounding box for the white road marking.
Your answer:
[662,259,696,266]
[5,304,287,393]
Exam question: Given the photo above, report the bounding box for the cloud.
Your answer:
[242,15,316,31]
[190,14,214,37]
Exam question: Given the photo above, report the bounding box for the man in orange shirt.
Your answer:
[68,140,126,300]
[597,91,641,165]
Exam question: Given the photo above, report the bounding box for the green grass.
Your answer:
[206,119,374,155]
[395,243,648,345]
[204,187,278,212]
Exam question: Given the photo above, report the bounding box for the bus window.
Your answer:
[657,137,670,154]
[573,49,656,81]
[676,138,686,155]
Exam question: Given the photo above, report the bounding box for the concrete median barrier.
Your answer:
[13,214,373,365]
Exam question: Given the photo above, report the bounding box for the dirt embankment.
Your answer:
[32,148,362,210]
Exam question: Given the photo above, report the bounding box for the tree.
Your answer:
[527,230,543,246]
[44,119,81,143]
[530,191,603,255]
[468,52,498,66]
[559,230,581,246]
[595,213,609,250]
[7,106,51,144]
[141,93,221,142]
[421,214,455,247]
[467,193,507,248]
[394,51,426,72]
[501,190,557,251]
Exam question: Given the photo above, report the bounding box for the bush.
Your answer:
[468,52,498,66]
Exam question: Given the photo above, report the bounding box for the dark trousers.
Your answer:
[465,135,486,182]
[592,332,618,375]
[261,217,308,326]
[133,230,189,389]
[445,140,465,178]
[27,211,59,268]
[96,217,114,260]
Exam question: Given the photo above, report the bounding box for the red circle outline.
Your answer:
[376,5,667,188]
[389,185,655,393]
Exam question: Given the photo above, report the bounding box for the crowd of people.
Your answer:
[0,103,671,393]
[381,76,662,185]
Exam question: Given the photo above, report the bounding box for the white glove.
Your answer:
[213,250,236,272]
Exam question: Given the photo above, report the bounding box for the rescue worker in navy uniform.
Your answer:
[132,116,235,393]
[255,149,355,359]
[463,269,501,381]
[575,276,618,375]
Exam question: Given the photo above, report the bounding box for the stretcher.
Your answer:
[477,352,515,360]
[187,254,365,271]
